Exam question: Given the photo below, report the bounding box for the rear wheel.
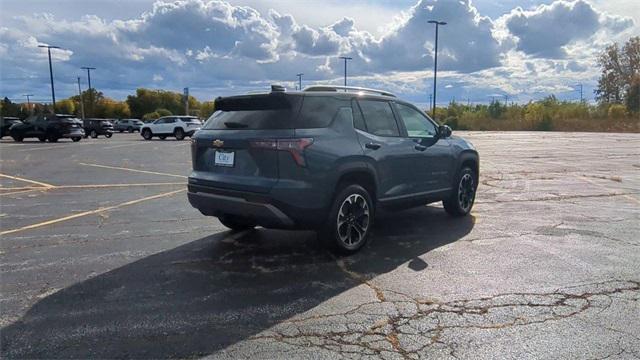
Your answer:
[72,137,81,142]
[90,130,98,138]
[105,133,112,138]
[38,136,46,142]
[320,184,373,255]
[174,128,185,140]
[47,133,59,142]
[142,129,152,140]
[443,167,477,217]
[127,127,133,133]
[218,215,255,231]
[12,135,23,142]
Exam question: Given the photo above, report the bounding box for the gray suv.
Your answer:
[188,85,479,254]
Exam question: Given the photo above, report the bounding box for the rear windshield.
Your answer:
[203,94,302,130]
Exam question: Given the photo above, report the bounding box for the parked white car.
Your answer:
[140,116,202,140]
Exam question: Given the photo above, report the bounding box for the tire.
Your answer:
[38,136,47,142]
[443,167,477,217]
[12,136,23,142]
[47,133,58,143]
[119,129,124,133]
[159,135,167,140]
[127,127,133,133]
[105,133,112,138]
[142,129,152,140]
[319,184,373,255]
[174,128,185,140]
[218,215,255,231]
[90,130,98,138]
[72,137,81,142]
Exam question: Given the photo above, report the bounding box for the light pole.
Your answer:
[38,44,60,110]
[339,56,352,88]
[427,20,446,120]
[296,73,304,91]
[81,66,96,116]
[77,77,85,119]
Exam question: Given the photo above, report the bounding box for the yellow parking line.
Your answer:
[0,173,54,188]
[79,163,187,179]
[0,182,184,192]
[0,188,186,236]
[0,189,40,197]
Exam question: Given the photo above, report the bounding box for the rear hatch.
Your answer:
[191,93,302,193]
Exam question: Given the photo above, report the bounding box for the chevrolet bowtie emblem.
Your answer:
[212,139,224,148]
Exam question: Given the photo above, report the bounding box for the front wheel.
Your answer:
[141,129,152,140]
[105,133,112,138]
[443,167,477,217]
[218,215,255,231]
[90,130,98,138]
[72,137,81,142]
[319,184,373,255]
[127,127,133,133]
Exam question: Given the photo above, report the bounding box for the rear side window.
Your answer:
[296,96,352,128]
[204,94,302,130]
[357,100,400,137]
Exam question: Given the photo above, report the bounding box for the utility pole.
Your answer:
[77,77,85,119]
[339,56,352,88]
[81,67,96,117]
[38,44,60,110]
[23,94,34,114]
[429,94,433,112]
[576,84,583,103]
[428,20,446,120]
[504,94,509,106]
[183,87,189,115]
[296,73,304,91]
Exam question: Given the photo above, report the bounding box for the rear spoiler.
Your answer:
[215,93,295,111]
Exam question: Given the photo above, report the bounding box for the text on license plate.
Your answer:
[214,151,235,167]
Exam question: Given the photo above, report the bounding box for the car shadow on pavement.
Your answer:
[1,205,474,359]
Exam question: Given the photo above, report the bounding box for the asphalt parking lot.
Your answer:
[1,131,639,359]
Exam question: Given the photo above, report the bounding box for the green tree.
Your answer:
[595,36,640,109]
[200,101,216,119]
[1,97,20,117]
[56,99,76,115]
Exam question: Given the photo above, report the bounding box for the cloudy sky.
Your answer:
[0,0,638,107]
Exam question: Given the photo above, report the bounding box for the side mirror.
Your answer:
[438,124,452,138]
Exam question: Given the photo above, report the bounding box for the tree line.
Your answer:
[1,88,216,121]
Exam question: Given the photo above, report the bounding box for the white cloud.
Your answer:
[502,0,633,58]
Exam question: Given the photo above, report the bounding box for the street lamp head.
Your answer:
[81,66,96,70]
[339,56,353,60]
[38,44,60,49]
[428,20,447,25]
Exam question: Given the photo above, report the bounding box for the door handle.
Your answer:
[365,142,381,150]
[414,144,427,151]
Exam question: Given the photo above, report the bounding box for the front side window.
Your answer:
[357,100,399,137]
[396,103,438,138]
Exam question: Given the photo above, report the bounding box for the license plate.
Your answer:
[214,151,235,167]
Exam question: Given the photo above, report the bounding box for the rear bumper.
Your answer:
[188,184,295,228]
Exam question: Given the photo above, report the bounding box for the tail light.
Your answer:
[250,138,314,167]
